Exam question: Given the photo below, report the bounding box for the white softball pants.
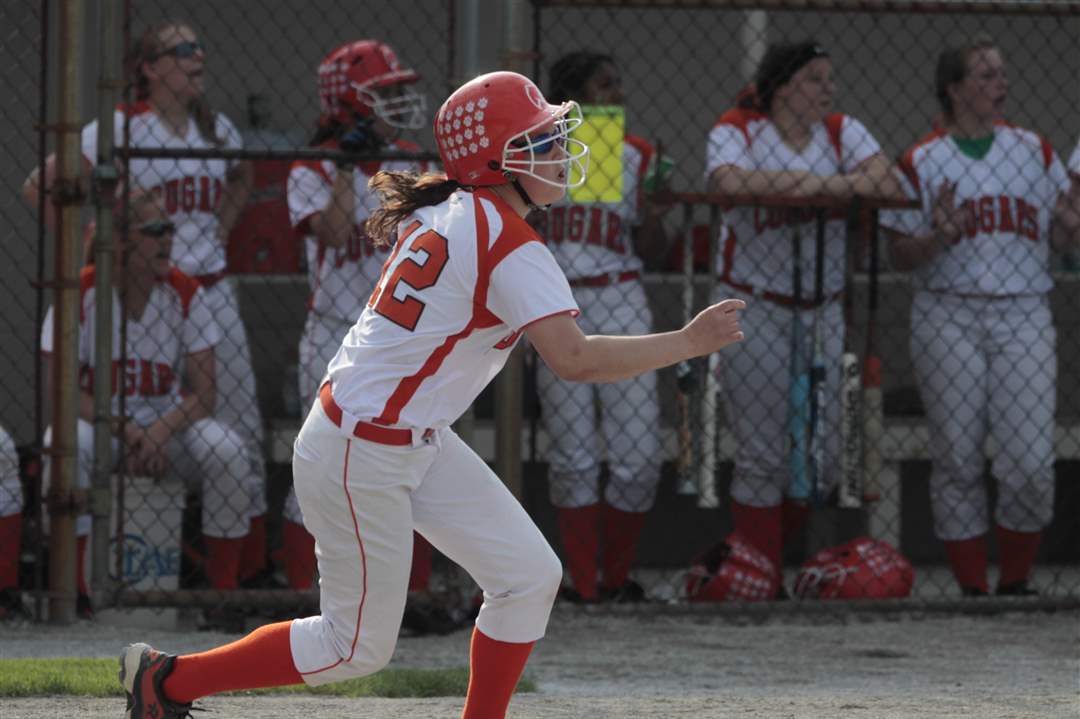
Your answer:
[43,418,253,538]
[288,397,561,686]
[910,291,1056,540]
[536,280,661,511]
[714,285,845,508]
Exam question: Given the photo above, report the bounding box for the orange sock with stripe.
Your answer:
[0,513,21,589]
[163,620,302,703]
[460,627,534,719]
[282,520,316,590]
[996,526,1041,588]
[943,535,989,594]
[556,505,600,600]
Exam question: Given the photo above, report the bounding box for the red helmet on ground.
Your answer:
[317,40,425,129]
[685,532,780,602]
[793,537,914,600]
[434,71,589,187]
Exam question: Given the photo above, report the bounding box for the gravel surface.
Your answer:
[3,606,1078,718]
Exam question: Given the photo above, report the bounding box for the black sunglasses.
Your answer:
[137,220,176,237]
[153,41,204,60]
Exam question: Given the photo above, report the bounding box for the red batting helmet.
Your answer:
[793,537,914,600]
[685,532,780,602]
[317,40,426,129]
[434,71,589,187]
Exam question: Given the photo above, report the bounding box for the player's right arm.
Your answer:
[21,153,94,233]
[886,180,965,271]
[527,299,745,384]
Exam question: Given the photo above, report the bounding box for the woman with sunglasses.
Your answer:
[534,51,670,605]
[704,41,899,595]
[39,190,253,613]
[23,21,269,611]
[116,71,745,719]
[280,39,432,595]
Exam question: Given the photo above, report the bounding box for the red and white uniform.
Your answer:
[1069,137,1080,180]
[704,108,884,507]
[81,105,266,521]
[287,139,427,409]
[534,136,660,511]
[881,123,1068,541]
[40,267,252,538]
[289,188,573,685]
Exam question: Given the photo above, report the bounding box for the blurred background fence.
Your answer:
[2,0,1078,626]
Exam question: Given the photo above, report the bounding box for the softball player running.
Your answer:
[117,71,744,719]
[882,35,1079,596]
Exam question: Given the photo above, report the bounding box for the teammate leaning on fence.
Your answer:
[704,41,900,591]
[881,35,1080,597]
[535,51,670,605]
[39,191,254,610]
[0,426,24,621]
[115,70,745,719]
[283,38,430,592]
[21,21,271,602]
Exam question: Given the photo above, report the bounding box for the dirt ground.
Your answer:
[3,606,1078,718]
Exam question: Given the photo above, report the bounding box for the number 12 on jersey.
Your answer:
[368,221,449,331]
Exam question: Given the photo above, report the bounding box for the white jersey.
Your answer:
[40,266,221,427]
[327,188,578,429]
[881,123,1069,296]
[287,139,427,322]
[539,135,651,279]
[705,109,883,296]
[81,103,243,276]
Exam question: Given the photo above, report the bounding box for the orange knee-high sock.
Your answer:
[460,627,535,719]
[996,526,1041,588]
[600,505,646,591]
[0,513,22,589]
[163,620,303,704]
[76,535,90,596]
[556,504,600,600]
[204,537,244,590]
[239,515,267,582]
[943,535,989,594]
[729,499,783,571]
[781,499,810,548]
[282,520,316,590]
[409,532,433,592]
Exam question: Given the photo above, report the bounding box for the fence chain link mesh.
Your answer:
[3,1,1077,627]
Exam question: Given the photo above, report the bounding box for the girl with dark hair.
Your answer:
[23,21,269,619]
[882,36,1080,597]
[117,70,745,719]
[536,51,669,604]
[704,40,898,594]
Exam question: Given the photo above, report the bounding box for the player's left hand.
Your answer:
[683,298,746,356]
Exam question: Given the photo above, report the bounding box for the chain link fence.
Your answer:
[2,0,1078,628]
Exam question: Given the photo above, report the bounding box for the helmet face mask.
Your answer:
[502,105,589,189]
[354,82,428,130]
